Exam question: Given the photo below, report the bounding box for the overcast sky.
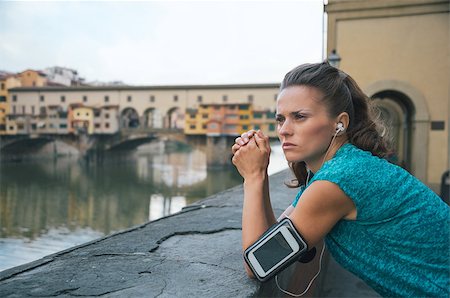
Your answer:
[0,0,325,85]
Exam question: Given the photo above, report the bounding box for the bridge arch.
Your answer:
[165,107,184,129]
[121,107,140,129]
[143,108,163,129]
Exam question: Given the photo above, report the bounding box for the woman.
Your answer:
[231,62,449,297]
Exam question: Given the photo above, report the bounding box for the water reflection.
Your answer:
[0,141,286,271]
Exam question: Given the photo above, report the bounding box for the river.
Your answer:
[0,141,288,272]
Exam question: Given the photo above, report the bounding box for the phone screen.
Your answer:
[253,231,293,272]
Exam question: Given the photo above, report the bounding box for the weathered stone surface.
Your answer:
[0,170,379,297]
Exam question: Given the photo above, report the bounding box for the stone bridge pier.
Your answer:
[205,136,235,167]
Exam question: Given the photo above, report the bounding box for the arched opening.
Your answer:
[143,108,163,129]
[372,90,415,170]
[121,107,140,129]
[165,107,184,129]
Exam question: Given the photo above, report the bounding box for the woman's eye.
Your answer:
[275,117,284,123]
[294,113,305,120]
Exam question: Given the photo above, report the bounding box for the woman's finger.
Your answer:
[241,130,256,143]
[231,143,241,154]
[234,137,245,146]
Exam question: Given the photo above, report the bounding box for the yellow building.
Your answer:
[0,75,21,134]
[184,103,277,137]
[325,0,449,190]
[70,106,94,134]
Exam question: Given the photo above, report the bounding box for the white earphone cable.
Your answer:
[275,242,326,297]
[274,128,340,296]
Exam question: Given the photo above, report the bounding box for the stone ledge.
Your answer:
[0,169,379,297]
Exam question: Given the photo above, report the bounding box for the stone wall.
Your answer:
[0,170,379,297]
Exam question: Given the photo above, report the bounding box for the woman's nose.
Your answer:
[278,120,292,136]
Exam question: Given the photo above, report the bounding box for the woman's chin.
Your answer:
[283,152,303,163]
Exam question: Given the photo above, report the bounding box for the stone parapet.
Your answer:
[0,169,379,297]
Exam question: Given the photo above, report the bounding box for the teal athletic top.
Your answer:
[292,143,450,297]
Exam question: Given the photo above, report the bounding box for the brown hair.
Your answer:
[280,62,391,187]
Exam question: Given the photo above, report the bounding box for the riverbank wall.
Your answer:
[0,169,379,297]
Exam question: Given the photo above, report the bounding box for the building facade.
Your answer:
[325,0,449,189]
[0,75,21,133]
[7,84,280,138]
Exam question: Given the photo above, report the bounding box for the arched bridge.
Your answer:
[0,128,187,155]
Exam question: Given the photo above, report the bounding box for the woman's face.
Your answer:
[276,85,336,168]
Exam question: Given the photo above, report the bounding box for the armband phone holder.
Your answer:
[243,217,308,282]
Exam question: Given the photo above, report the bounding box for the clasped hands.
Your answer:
[231,130,271,181]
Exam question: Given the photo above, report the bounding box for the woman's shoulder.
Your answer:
[317,143,386,178]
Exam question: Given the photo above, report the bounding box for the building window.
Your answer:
[214,106,220,110]
[202,124,207,129]
[190,124,196,129]
[12,95,17,102]
[22,106,25,114]
[269,123,275,131]
[254,124,260,130]
[248,95,254,103]
[40,95,44,102]
[242,125,249,130]
[60,124,67,129]
[61,95,66,103]
[266,111,276,118]
[127,95,132,102]
[190,114,196,119]
[83,96,88,102]
[31,106,35,115]
[0,96,6,102]
[274,94,278,101]
[254,112,263,119]
[150,95,155,102]
[202,114,208,119]
[0,83,4,90]
[238,104,249,110]
[12,106,16,114]
[105,113,110,119]
[95,123,101,129]
[105,123,110,128]
[222,95,228,102]
[104,95,109,102]
[173,95,178,102]
[197,95,202,103]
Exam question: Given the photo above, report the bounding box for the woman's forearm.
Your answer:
[242,175,276,251]
[262,173,276,225]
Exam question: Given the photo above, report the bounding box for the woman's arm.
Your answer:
[288,180,356,248]
[232,131,275,277]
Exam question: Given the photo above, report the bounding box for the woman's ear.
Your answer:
[336,112,350,132]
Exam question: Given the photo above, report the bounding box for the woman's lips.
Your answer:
[282,142,296,149]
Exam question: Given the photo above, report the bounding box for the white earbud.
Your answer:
[336,122,345,133]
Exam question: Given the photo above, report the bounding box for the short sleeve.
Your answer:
[309,147,398,222]
[292,186,305,207]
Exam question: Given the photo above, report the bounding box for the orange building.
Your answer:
[17,70,47,87]
[185,103,277,137]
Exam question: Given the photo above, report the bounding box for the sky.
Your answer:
[0,0,325,86]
